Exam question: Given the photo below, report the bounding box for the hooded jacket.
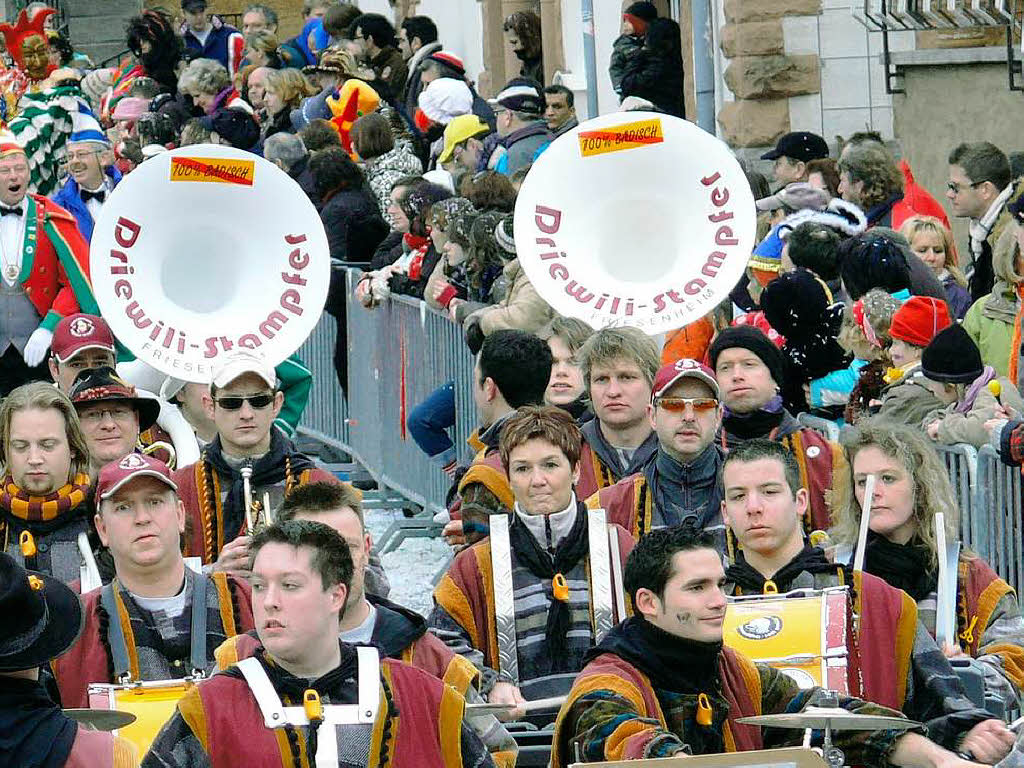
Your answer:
[963,224,1022,378]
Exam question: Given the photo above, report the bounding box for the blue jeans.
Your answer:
[407,380,456,465]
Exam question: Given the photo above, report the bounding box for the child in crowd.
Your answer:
[816,288,900,425]
[876,295,951,425]
[921,324,1024,448]
[900,215,970,319]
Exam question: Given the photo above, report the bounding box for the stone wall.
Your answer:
[716,0,822,148]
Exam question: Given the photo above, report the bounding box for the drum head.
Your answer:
[514,112,755,334]
[90,144,330,382]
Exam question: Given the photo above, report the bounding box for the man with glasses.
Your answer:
[171,351,339,576]
[69,366,160,477]
[53,111,119,245]
[947,142,1015,302]
[586,360,726,547]
[489,79,551,176]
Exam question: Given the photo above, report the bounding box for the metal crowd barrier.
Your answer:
[933,443,979,551]
[296,269,477,518]
[975,445,1024,595]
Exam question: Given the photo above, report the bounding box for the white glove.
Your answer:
[23,326,53,367]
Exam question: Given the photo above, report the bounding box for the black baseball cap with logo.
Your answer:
[761,131,829,163]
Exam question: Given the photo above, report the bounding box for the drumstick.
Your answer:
[1008,714,1024,732]
[465,695,567,716]
[853,474,876,574]
[935,512,955,648]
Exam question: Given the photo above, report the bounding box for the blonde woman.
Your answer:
[243,29,282,69]
[900,216,970,318]
[832,419,1024,712]
[261,68,315,140]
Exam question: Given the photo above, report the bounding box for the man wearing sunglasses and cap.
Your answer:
[585,359,726,547]
[171,351,339,575]
[0,552,139,766]
[51,453,254,709]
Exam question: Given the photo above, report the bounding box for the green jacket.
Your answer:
[274,353,312,438]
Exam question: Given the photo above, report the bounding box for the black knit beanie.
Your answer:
[921,324,984,384]
[709,325,787,387]
[624,2,658,21]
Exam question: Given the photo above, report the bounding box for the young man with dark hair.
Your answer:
[351,12,407,99]
[947,142,1015,302]
[720,439,1012,763]
[543,84,577,136]
[214,481,518,767]
[443,330,554,545]
[399,16,441,115]
[52,453,255,708]
[586,359,725,544]
[433,406,632,727]
[145,519,495,767]
[551,524,997,768]
[710,325,845,534]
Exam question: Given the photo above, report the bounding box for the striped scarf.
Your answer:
[0,472,91,529]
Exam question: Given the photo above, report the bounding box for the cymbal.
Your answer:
[737,706,918,731]
[63,708,137,731]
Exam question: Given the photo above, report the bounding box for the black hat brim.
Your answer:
[0,571,83,672]
[75,395,161,432]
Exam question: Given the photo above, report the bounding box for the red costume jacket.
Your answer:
[551,646,763,767]
[173,461,338,563]
[20,194,97,329]
[174,656,469,768]
[52,572,254,708]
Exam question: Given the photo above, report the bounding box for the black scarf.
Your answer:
[0,677,77,768]
[587,615,723,695]
[726,545,844,594]
[204,430,314,540]
[721,396,786,441]
[507,502,590,669]
[863,531,936,601]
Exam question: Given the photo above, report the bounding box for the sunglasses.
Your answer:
[656,397,718,413]
[214,393,275,410]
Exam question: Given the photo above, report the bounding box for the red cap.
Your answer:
[51,313,116,363]
[95,453,177,501]
[427,50,465,75]
[652,358,719,402]
[889,296,951,348]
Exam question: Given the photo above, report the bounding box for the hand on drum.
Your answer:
[488,681,526,722]
[213,535,251,578]
[958,719,1015,764]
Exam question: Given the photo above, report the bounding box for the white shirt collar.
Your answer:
[514,493,578,550]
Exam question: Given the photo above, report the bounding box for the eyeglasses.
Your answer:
[214,393,275,410]
[947,180,985,194]
[67,150,101,162]
[655,397,719,413]
[79,405,136,424]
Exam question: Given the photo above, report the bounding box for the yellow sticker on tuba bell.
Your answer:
[578,118,664,158]
[169,156,255,186]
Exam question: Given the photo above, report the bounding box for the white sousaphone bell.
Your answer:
[89,143,330,382]
[513,111,756,336]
